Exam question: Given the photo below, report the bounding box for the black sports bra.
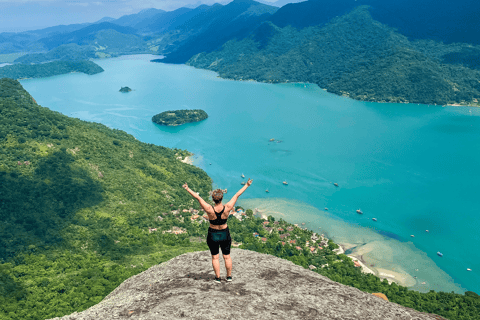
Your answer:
[209,205,228,225]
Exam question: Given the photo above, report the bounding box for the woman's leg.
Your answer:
[211,254,220,278]
[223,254,232,277]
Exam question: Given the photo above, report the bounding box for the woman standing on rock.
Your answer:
[183,178,253,283]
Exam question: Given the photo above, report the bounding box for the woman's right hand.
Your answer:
[246,178,253,186]
[182,183,188,190]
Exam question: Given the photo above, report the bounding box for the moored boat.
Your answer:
[356,209,363,214]
[437,252,443,257]
[372,218,377,221]
[333,183,339,187]
[283,181,288,185]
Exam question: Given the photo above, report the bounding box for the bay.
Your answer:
[20,54,480,294]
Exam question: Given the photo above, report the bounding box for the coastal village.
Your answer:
[145,206,398,284]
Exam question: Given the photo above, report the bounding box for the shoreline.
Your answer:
[256,209,416,288]
[180,155,194,165]
[239,197,465,294]
[335,243,417,287]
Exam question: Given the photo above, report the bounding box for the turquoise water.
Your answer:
[20,54,480,294]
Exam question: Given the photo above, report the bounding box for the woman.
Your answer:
[183,178,252,283]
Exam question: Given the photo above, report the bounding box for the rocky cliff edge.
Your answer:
[48,249,446,320]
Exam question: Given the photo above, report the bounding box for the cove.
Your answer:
[20,54,480,294]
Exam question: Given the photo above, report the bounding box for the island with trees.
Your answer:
[152,109,208,126]
[119,86,132,93]
[0,60,103,80]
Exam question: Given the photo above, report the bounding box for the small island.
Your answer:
[152,109,208,126]
[119,86,132,93]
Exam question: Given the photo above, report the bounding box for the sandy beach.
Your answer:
[180,156,194,165]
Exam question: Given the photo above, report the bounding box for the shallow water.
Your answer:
[20,54,480,294]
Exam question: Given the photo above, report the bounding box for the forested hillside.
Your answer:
[159,0,278,64]
[187,6,480,106]
[0,78,212,319]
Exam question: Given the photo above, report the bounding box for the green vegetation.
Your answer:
[0,78,212,319]
[14,44,97,64]
[0,53,27,63]
[119,86,132,93]
[152,109,208,126]
[187,6,480,106]
[0,60,103,80]
[0,78,478,320]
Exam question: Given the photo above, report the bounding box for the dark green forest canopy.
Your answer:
[0,60,104,80]
[152,109,208,126]
[0,78,479,320]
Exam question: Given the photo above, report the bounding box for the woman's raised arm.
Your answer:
[226,178,252,211]
[183,183,211,212]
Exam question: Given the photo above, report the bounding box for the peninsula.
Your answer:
[152,109,208,126]
[0,60,104,79]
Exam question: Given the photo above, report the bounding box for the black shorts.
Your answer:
[206,226,232,256]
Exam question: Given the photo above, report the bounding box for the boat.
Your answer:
[333,183,339,187]
[241,182,245,185]
[265,189,269,193]
[426,230,429,233]
[372,218,377,221]
[269,138,275,142]
[241,174,245,178]
[283,181,288,185]
[324,208,328,211]
[467,268,472,271]
[356,209,363,214]
[410,235,415,237]
[437,252,443,257]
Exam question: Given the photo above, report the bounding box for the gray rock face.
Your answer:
[49,249,446,320]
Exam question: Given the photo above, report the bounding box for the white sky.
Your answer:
[0,0,280,32]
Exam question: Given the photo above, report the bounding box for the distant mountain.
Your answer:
[268,0,480,45]
[271,0,307,7]
[129,7,194,34]
[38,22,138,50]
[161,0,278,64]
[109,8,166,29]
[187,6,480,106]
[94,17,116,24]
[14,43,96,64]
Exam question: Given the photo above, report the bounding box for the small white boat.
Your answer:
[333,183,339,187]
[372,218,377,221]
[410,235,415,237]
[437,252,443,257]
[467,268,472,271]
[356,209,363,214]
[324,208,328,211]
[426,230,429,232]
[283,181,288,185]
[241,182,245,185]
[241,173,245,178]
[265,189,269,193]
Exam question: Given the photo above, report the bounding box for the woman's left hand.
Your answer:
[182,183,188,190]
